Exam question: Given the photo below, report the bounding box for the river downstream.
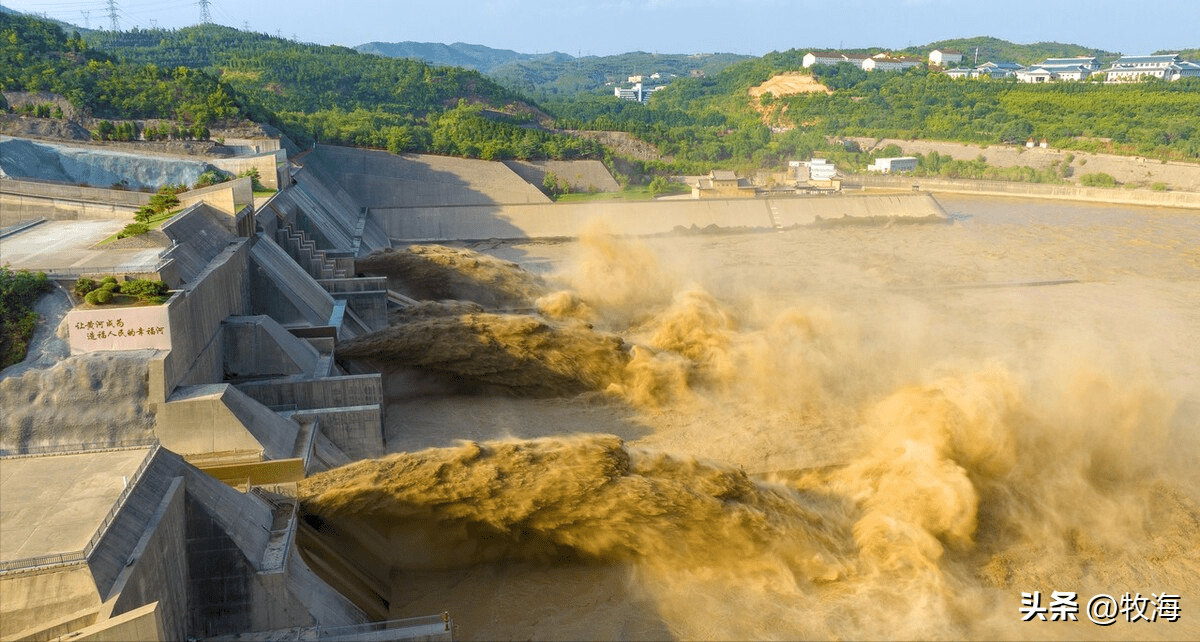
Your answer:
[325,194,1199,640]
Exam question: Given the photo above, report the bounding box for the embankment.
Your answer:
[855,174,1200,209]
[373,192,946,242]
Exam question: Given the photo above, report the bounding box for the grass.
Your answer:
[253,188,277,197]
[94,208,180,247]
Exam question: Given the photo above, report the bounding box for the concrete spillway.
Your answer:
[371,192,949,242]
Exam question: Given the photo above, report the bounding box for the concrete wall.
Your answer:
[0,565,103,639]
[317,280,388,332]
[503,159,621,193]
[177,177,254,217]
[223,316,320,380]
[0,179,148,226]
[157,384,300,460]
[308,146,550,208]
[148,239,250,405]
[372,192,947,241]
[287,406,383,461]
[234,375,383,411]
[105,477,189,642]
[64,601,165,642]
[855,174,1200,208]
[184,492,257,638]
[212,151,285,191]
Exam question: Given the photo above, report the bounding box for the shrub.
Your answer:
[117,223,150,239]
[1080,172,1118,188]
[1,267,52,368]
[73,277,99,297]
[101,281,119,293]
[121,279,169,301]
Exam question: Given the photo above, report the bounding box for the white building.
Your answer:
[975,61,1025,78]
[862,56,924,72]
[802,51,872,70]
[929,49,964,66]
[867,157,918,173]
[806,158,837,181]
[614,83,665,104]
[803,51,846,67]
[1102,54,1200,82]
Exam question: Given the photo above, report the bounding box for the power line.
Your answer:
[106,0,119,31]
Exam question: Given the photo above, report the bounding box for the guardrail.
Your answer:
[28,258,175,280]
[0,443,161,575]
[0,438,159,458]
[313,614,452,640]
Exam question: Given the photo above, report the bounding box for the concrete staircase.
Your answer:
[275,223,348,281]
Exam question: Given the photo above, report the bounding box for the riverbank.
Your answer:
[853,173,1200,209]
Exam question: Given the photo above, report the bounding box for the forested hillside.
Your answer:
[4,17,602,160]
[5,12,1198,184]
[0,13,243,130]
[355,42,749,99]
[903,36,1114,66]
[355,41,571,73]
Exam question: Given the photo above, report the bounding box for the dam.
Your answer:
[4,137,1198,641]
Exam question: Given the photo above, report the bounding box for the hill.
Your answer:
[355,41,571,72]
[357,42,751,98]
[7,17,602,161]
[904,36,1116,66]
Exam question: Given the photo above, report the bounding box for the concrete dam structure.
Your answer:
[1,136,945,641]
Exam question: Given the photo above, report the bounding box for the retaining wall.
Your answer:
[178,176,254,217]
[855,174,1200,209]
[148,240,250,405]
[212,151,286,191]
[0,179,148,225]
[373,192,947,241]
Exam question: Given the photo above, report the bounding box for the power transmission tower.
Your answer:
[106,0,119,31]
[198,0,211,23]
[81,10,91,29]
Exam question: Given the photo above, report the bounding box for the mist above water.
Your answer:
[311,197,1200,640]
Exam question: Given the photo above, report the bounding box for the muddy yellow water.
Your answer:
[303,194,1200,640]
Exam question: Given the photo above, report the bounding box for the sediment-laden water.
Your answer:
[305,195,1200,640]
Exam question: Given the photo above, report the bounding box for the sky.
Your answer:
[4,0,1198,57]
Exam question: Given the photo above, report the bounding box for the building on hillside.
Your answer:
[841,53,872,69]
[613,82,665,104]
[944,67,980,79]
[863,56,924,72]
[692,169,758,198]
[867,156,918,173]
[975,61,1025,78]
[1015,57,1099,82]
[929,49,964,66]
[803,51,847,67]
[802,51,874,70]
[1101,54,1200,82]
[1040,56,1102,72]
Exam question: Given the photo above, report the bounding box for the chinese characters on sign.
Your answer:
[1021,591,1181,626]
[74,319,166,341]
[67,308,172,354]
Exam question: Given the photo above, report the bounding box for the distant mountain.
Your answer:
[905,36,1117,66]
[355,41,571,72]
[358,41,752,98]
